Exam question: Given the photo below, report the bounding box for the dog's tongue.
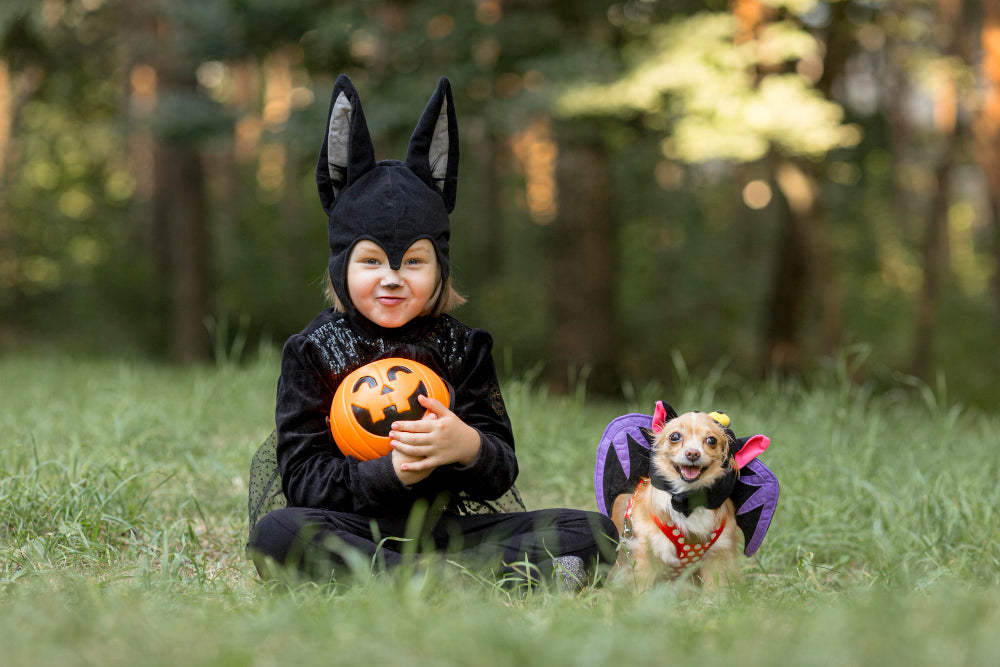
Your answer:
[680,465,701,480]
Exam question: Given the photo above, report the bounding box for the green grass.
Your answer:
[2,351,999,666]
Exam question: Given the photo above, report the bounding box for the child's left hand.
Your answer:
[388,394,481,473]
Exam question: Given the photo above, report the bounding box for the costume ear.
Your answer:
[316,74,377,214]
[594,413,655,516]
[651,401,678,432]
[405,77,459,213]
[734,434,770,469]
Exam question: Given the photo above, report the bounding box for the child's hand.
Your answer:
[391,448,432,486]
[389,394,481,474]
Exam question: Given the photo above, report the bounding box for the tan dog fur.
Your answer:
[610,412,741,590]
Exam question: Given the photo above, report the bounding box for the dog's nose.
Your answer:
[684,449,700,462]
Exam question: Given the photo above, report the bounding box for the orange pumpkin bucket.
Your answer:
[329,357,451,460]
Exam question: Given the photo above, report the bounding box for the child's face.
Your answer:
[346,239,440,328]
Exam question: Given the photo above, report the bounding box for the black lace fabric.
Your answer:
[247,431,287,539]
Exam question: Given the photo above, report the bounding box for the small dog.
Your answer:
[610,411,741,590]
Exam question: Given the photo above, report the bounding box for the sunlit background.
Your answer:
[2,0,1000,405]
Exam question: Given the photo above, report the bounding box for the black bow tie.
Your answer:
[649,468,736,516]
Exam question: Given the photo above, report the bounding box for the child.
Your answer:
[247,75,618,586]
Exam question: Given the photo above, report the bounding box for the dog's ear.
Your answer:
[651,401,678,432]
[316,74,377,215]
[406,77,459,212]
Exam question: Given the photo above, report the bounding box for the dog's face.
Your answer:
[651,412,733,490]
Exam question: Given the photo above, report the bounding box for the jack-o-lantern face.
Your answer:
[330,357,451,461]
[350,364,426,436]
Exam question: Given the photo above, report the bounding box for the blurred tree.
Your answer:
[971,1,1000,355]
[554,1,858,378]
[757,0,852,374]
[910,0,965,378]
[547,118,620,392]
[3,0,1000,405]
[0,8,45,329]
[144,4,215,363]
[519,1,627,393]
[0,0,140,348]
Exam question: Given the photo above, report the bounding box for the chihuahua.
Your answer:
[610,410,741,589]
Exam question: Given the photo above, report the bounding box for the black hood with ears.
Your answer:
[316,75,459,317]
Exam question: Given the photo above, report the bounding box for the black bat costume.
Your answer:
[246,76,617,584]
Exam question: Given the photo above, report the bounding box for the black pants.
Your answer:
[248,504,618,583]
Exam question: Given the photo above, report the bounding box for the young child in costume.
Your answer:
[247,75,618,585]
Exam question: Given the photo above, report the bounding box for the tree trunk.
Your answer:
[152,141,212,364]
[478,126,503,282]
[910,135,956,378]
[972,3,1000,350]
[910,0,964,378]
[761,159,810,375]
[0,61,43,338]
[545,122,618,395]
[737,0,843,373]
[990,197,1000,340]
[465,118,502,284]
[763,156,847,375]
[809,0,852,356]
[734,0,809,376]
[149,19,213,363]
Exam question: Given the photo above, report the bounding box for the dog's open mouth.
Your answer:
[674,464,704,482]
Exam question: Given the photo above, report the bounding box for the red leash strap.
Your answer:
[620,478,649,544]
[623,479,648,523]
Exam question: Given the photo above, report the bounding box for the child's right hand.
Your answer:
[389,397,480,486]
[391,449,432,486]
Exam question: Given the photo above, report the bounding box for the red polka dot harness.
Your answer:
[623,478,727,572]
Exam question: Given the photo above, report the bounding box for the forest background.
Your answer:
[3,0,1000,407]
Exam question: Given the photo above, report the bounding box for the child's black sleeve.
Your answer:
[431,328,519,500]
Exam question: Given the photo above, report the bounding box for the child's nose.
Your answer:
[381,270,402,287]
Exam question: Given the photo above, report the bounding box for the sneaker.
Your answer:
[551,556,586,592]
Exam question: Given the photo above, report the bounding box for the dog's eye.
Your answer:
[705,437,717,447]
[669,432,681,442]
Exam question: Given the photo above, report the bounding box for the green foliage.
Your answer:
[556,12,860,161]
[2,0,1000,405]
[1,356,999,664]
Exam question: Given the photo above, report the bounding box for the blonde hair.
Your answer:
[324,271,466,316]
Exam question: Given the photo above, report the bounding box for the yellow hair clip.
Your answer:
[708,411,730,428]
